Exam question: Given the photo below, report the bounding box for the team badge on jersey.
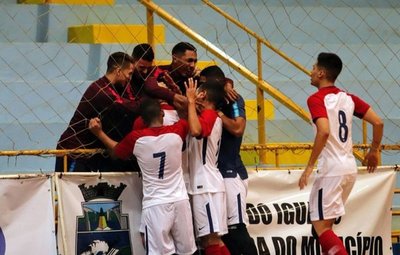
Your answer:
[76,182,132,255]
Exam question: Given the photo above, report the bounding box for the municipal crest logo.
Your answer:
[76,182,132,255]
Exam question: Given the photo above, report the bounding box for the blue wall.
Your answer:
[0,0,399,172]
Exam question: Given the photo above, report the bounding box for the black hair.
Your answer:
[200,65,225,85]
[172,42,197,56]
[106,52,133,73]
[198,80,225,108]
[317,52,343,82]
[132,43,155,62]
[139,98,161,126]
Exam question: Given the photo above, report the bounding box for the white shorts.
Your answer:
[142,199,196,255]
[309,174,357,221]
[191,192,228,238]
[224,176,249,226]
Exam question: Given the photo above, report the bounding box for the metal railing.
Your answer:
[139,0,310,164]
[137,0,393,165]
[2,145,398,171]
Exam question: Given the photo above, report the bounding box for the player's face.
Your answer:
[173,50,197,77]
[117,63,134,86]
[195,87,206,102]
[133,59,154,81]
[310,63,321,87]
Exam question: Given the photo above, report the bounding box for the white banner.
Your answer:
[0,175,57,255]
[246,168,396,255]
[56,173,144,255]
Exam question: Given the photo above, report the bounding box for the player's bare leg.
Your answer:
[201,233,230,255]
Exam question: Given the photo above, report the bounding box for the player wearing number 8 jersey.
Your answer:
[308,86,366,177]
[89,99,196,255]
[298,52,383,255]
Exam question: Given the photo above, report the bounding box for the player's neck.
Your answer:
[318,80,335,89]
[202,101,215,110]
[105,73,117,85]
[149,120,163,128]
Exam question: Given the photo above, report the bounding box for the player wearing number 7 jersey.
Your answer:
[88,99,196,255]
[298,52,383,255]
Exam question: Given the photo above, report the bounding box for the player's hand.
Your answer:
[363,149,379,173]
[185,77,198,104]
[173,94,188,112]
[225,80,239,102]
[156,81,168,89]
[195,100,205,113]
[88,117,102,137]
[299,165,313,190]
[163,72,181,94]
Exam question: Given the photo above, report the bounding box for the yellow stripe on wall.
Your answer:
[18,0,114,4]
[17,0,46,3]
[240,150,310,166]
[48,0,114,4]
[68,24,165,44]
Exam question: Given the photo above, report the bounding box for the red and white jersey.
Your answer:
[187,109,224,194]
[115,119,189,209]
[307,86,370,177]
[131,104,190,188]
[132,104,179,130]
[159,103,190,188]
[161,103,180,125]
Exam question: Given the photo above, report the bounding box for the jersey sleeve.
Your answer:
[144,77,175,104]
[349,93,370,118]
[198,109,219,137]
[114,131,139,160]
[307,94,327,123]
[231,96,246,119]
[172,119,189,140]
[132,116,147,131]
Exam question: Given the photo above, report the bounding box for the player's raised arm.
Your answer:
[88,117,118,158]
[185,78,202,137]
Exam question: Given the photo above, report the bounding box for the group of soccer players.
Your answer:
[60,40,383,255]
[87,42,258,255]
